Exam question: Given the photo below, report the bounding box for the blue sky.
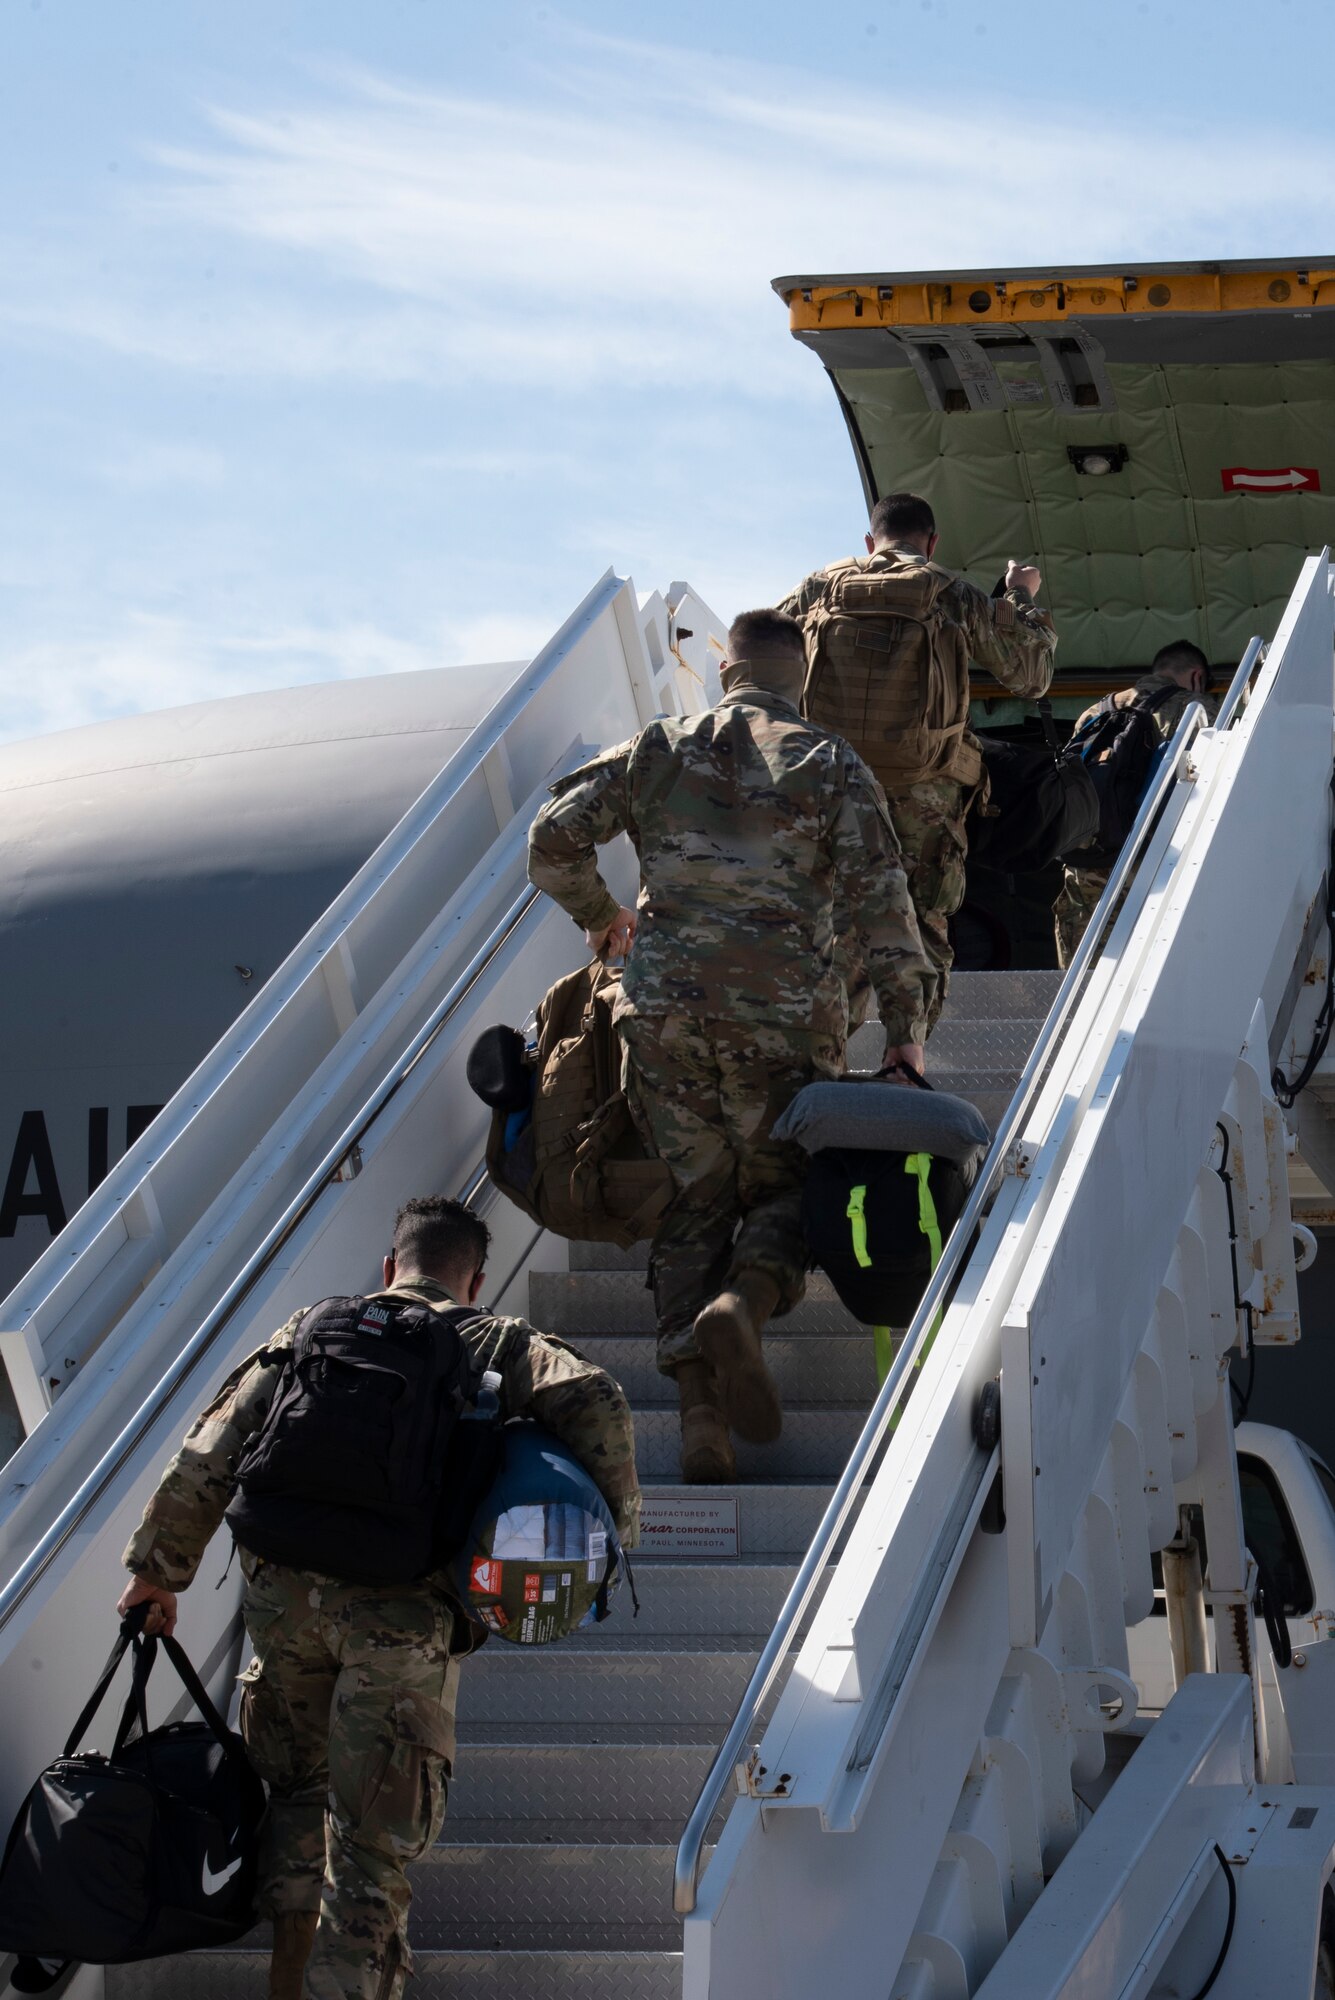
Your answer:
[3,0,1333,742]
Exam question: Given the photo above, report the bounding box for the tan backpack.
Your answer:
[485,961,675,1248]
[801,557,980,791]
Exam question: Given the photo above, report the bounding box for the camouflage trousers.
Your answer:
[238,1553,459,2000]
[1053,862,1112,969]
[620,1014,841,1374]
[883,778,969,1036]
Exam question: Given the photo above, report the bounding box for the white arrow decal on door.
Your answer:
[1221,466,1320,493]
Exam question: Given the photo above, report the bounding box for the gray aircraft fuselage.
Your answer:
[0,661,518,1450]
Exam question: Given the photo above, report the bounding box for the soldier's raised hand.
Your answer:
[1005,561,1041,599]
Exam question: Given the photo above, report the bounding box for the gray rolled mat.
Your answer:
[772,1078,990,1167]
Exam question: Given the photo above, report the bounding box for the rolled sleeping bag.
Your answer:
[771,1077,989,1168]
[451,1423,626,1645]
[772,1079,990,1334]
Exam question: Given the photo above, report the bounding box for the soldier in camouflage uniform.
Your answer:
[780,491,1057,1030]
[1053,642,1217,967]
[118,1195,638,2000]
[528,608,934,1484]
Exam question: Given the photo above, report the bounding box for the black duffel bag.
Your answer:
[970,700,1100,874]
[773,1071,989,1360]
[802,1143,974,1332]
[0,1606,266,1987]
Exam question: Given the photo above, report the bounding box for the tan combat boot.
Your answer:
[693,1271,783,1444]
[676,1360,737,1484]
[269,1909,319,2000]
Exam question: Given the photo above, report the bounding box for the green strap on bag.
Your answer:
[845,1155,943,1390]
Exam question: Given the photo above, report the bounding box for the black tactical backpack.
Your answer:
[970,702,1100,875]
[1059,683,1182,866]
[227,1295,504,1585]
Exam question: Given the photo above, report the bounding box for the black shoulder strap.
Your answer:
[879,1063,935,1092]
[109,1626,245,1765]
[62,1604,148,1757]
[1035,696,1061,758]
[593,1541,638,1623]
[160,1631,238,1748]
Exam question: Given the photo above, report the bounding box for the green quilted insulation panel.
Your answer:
[835,356,1335,671]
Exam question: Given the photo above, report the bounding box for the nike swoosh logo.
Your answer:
[202,1853,243,1896]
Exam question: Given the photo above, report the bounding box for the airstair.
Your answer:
[0,553,1333,2000]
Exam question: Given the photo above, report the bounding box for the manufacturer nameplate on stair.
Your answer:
[639,1496,739,1559]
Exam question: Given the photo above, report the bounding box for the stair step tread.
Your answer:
[447,1741,716,1835]
[460,1720,743,1746]
[356,1841,698,1944]
[446,1816,696,1843]
[577,1332,878,1403]
[110,1950,683,1997]
[458,1645,775,1732]
[630,1406,866,1479]
[531,1269,865,1334]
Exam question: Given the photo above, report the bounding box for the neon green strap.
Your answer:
[846,1185,872,1269]
[853,1161,944,1391]
[905,1153,943,1271]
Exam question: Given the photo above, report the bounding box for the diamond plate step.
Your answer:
[111,1951,682,1998]
[921,1016,1041,1071]
[404,1841,687,1947]
[569,1238,652,1272]
[935,968,1063,1021]
[531,1269,863,1335]
[446,1742,714,1842]
[559,1561,801,1641]
[576,1332,877,1404]
[631,1405,865,1480]
[457,1646,761,1735]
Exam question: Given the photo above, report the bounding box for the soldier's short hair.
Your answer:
[727,608,805,659]
[869,492,936,544]
[1152,640,1210,686]
[393,1196,490,1275]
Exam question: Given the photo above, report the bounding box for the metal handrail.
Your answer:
[673,692,1220,1915]
[0,884,544,1634]
[1213,635,1265,733]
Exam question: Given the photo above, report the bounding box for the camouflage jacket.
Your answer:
[1073,670,1218,740]
[527,685,937,1046]
[123,1278,641,1591]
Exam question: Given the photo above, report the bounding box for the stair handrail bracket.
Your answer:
[679,554,1335,1997]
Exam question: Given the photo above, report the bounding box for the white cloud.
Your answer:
[93,441,229,490]
[441,609,558,666]
[8,32,1333,398]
